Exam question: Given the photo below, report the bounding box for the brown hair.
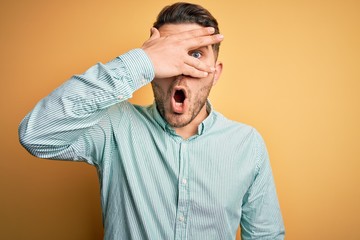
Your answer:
[153,2,220,57]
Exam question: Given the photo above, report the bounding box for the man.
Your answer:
[19,2,284,240]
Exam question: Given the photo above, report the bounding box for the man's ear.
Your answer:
[212,61,223,86]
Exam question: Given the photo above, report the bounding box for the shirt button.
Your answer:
[182,178,187,185]
[141,78,147,84]
[179,216,185,222]
[118,95,124,99]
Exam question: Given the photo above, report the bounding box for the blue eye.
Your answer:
[190,51,202,59]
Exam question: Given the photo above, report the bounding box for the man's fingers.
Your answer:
[184,55,215,73]
[175,27,216,40]
[142,26,222,79]
[172,27,224,48]
[182,64,210,79]
[182,56,216,78]
[185,34,224,49]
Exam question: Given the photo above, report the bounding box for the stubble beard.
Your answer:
[152,82,212,128]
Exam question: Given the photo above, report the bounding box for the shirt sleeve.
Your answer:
[240,130,285,240]
[18,48,154,165]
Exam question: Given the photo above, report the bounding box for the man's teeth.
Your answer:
[175,102,183,107]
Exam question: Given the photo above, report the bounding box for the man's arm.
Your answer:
[18,49,153,164]
[240,130,285,240]
[19,27,223,164]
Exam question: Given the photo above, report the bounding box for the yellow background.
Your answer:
[1,0,359,239]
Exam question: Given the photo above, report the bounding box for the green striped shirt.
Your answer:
[19,49,284,240]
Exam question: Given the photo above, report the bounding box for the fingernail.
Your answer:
[204,72,209,77]
[210,67,215,72]
[208,27,215,33]
[217,34,224,40]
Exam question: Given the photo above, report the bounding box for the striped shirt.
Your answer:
[19,49,285,240]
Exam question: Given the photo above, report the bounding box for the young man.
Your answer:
[19,2,285,240]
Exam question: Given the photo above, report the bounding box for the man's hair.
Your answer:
[153,2,220,57]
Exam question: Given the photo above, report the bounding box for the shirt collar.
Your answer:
[150,100,216,137]
[151,102,168,131]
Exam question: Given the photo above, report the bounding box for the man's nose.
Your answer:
[175,75,186,82]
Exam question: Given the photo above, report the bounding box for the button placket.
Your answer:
[182,178,187,185]
[174,142,190,239]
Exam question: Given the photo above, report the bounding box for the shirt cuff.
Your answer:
[117,48,155,90]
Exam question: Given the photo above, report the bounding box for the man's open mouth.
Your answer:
[174,90,185,105]
[171,88,187,113]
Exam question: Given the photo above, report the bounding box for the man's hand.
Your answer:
[142,27,223,79]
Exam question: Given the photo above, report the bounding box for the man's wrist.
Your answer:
[118,48,155,89]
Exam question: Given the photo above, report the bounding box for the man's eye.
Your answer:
[190,51,202,59]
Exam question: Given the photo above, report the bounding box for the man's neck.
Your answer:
[174,104,209,140]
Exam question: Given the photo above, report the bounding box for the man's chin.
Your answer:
[165,113,192,128]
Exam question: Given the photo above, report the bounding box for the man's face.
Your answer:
[151,23,222,128]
